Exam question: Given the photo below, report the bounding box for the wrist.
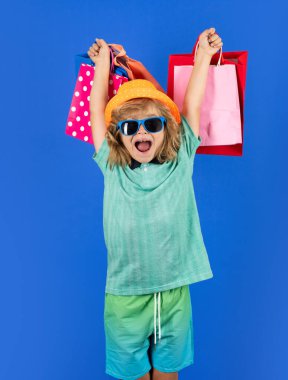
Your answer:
[92,63,110,85]
[94,59,110,71]
[195,48,212,63]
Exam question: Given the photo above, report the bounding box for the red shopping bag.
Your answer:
[65,47,128,144]
[167,35,248,156]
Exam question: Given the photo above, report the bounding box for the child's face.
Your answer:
[120,107,165,163]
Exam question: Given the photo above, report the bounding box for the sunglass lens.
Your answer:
[121,121,139,136]
[144,118,163,133]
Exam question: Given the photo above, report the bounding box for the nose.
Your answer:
[138,124,147,134]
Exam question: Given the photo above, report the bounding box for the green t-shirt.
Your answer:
[92,114,213,295]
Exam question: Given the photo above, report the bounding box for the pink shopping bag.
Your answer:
[65,48,128,144]
[168,37,248,155]
[173,43,242,146]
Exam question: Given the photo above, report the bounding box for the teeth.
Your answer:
[135,140,151,145]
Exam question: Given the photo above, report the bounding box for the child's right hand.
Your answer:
[87,38,110,67]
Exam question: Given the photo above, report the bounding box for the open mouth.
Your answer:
[135,141,152,153]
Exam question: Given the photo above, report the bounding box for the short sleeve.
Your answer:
[92,137,110,175]
[180,114,202,159]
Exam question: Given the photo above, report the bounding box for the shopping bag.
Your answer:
[66,47,129,144]
[167,36,248,156]
[74,51,129,79]
[107,43,165,93]
[173,45,242,146]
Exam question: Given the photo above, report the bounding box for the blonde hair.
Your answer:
[105,98,181,170]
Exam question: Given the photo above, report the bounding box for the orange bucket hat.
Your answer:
[104,79,181,127]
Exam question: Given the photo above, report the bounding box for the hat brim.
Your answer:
[104,87,181,126]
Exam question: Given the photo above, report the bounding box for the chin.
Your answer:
[131,147,155,162]
[135,151,155,162]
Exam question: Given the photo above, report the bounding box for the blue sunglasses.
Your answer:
[116,116,167,136]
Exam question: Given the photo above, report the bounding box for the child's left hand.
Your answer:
[197,27,223,57]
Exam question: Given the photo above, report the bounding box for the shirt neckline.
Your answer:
[129,156,163,170]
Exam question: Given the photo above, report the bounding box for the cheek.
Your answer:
[155,133,165,146]
[122,137,133,150]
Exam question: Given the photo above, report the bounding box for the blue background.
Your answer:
[1,0,287,379]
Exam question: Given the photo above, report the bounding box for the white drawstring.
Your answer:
[154,292,161,344]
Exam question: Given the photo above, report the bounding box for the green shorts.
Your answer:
[104,285,194,380]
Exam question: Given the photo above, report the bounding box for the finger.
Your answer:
[88,47,97,56]
[96,38,104,47]
[209,34,220,43]
[99,38,108,45]
[88,50,95,58]
[97,38,108,48]
[94,38,101,48]
[92,45,100,54]
[208,34,217,42]
[210,38,222,47]
[211,39,222,46]
[202,27,214,39]
[211,42,223,49]
[207,27,216,36]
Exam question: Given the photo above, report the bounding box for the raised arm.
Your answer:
[88,38,111,152]
[182,28,223,138]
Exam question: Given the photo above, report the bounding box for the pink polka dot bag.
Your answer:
[65,47,129,145]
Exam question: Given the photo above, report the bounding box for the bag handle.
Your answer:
[108,43,127,58]
[109,47,115,72]
[192,35,224,66]
[108,43,132,71]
